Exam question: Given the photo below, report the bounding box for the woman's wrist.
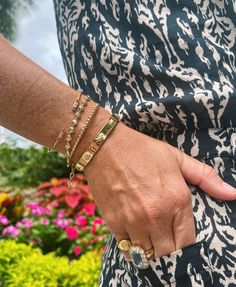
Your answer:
[63,95,112,165]
[83,120,132,177]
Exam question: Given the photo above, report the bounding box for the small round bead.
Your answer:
[72,119,78,125]
[69,127,74,133]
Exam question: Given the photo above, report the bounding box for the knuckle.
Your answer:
[172,190,191,209]
[146,206,161,222]
[104,215,118,230]
[126,214,137,226]
[202,163,217,177]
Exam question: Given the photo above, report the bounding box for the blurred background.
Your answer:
[0,2,106,286]
[0,0,67,147]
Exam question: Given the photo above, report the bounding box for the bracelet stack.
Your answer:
[49,92,120,188]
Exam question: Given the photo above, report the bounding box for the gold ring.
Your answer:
[116,239,132,252]
[145,248,155,260]
[129,245,154,269]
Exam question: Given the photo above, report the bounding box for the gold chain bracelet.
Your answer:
[67,104,99,188]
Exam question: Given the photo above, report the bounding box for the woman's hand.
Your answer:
[84,122,236,259]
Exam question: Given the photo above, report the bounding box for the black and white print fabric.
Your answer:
[53,1,236,286]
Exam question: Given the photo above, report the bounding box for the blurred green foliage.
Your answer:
[0,240,102,287]
[0,142,69,189]
[0,0,34,42]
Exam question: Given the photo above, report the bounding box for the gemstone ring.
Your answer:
[129,245,154,269]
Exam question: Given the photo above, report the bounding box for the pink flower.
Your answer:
[44,207,51,215]
[26,202,39,209]
[31,206,44,216]
[57,211,65,218]
[42,219,49,225]
[65,226,79,240]
[53,218,70,228]
[93,217,104,226]
[82,202,96,216]
[2,225,21,237]
[77,216,87,226]
[0,215,8,225]
[74,246,82,256]
[21,218,33,228]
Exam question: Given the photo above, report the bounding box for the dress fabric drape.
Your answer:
[53,1,236,286]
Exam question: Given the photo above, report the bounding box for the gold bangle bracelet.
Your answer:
[75,114,120,172]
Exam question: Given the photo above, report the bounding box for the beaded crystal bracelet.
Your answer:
[48,93,82,153]
[69,103,100,165]
[65,95,91,167]
[67,103,100,188]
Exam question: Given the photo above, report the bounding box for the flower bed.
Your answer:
[0,175,109,259]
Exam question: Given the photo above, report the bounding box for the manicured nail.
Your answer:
[222,182,236,192]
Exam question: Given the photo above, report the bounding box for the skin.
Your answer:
[1,35,236,261]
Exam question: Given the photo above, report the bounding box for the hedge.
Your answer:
[0,240,101,287]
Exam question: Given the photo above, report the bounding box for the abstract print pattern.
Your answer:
[53,1,236,286]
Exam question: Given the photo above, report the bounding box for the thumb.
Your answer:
[168,144,236,201]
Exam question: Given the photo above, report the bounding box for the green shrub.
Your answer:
[0,240,38,282]
[0,240,102,287]
[0,143,69,189]
[71,251,102,287]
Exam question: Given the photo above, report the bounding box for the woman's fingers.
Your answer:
[168,144,236,200]
[113,231,131,261]
[172,198,196,250]
[150,221,176,258]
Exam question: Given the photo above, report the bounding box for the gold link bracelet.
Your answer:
[75,114,120,172]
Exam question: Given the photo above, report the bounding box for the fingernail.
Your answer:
[222,182,236,192]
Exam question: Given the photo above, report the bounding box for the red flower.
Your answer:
[65,226,79,240]
[37,181,53,190]
[65,192,81,208]
[50,186,67,197]
[90,226,96,234]
[74,246,82,256]
[82,202,96,216]
[77,216,87,226]
[93,217,104,226]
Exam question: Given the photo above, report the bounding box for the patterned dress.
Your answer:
[53,1,236,286]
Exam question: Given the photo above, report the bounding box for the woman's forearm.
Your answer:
[0,35,114,163]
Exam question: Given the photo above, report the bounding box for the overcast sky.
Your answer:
[1,0,67,146]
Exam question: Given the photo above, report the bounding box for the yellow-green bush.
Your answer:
[0,240,102,287]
